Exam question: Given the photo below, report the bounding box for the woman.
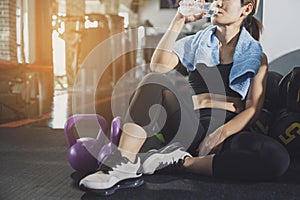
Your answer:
[80,0,290,191]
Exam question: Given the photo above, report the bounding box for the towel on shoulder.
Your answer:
[173,24,263,100]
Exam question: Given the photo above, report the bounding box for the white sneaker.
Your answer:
[79,152,142,190]
[142,142,191,175]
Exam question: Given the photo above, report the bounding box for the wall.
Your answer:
[261,0,300,63]
[0,0,17,61]
[138,0,177,30]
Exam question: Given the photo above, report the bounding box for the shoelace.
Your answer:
[156,158,184,172]
[100,153,129,174]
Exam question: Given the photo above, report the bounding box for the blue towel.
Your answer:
[173,25,263,100]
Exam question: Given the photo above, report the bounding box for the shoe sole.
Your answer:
[79,171,142,190]
[80,178,144,196]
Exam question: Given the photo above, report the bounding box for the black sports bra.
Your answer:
[188,63,242,98]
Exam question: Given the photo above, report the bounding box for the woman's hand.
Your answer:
[175,11,206,24]
[197,126,227,156]
[175,0,207,24]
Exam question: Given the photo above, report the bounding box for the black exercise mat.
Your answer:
[0,127,299,200]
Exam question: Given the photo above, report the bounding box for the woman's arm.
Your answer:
[150,13,205,73]
[220,53,268,138]
[150,15,184,73]
[197,54,268,155]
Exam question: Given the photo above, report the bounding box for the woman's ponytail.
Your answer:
[243,15,262,41]
[241,0,263,41]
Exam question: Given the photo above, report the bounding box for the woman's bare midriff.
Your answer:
[192,93,245,113]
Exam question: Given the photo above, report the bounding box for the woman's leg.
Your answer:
[118,72,202,161]
[183,154,214,175]
[182,131,290,180]
[80,72,204,190]
[118,123,147,162]
[181,109,238,176]
[190,132,290,181]
[212,131,290,181]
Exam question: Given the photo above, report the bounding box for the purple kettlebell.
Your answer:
[98,116,122,166]
[64,114,108,173]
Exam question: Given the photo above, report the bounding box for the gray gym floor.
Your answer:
[0,124,299,200]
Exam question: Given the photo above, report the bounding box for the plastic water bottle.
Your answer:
[178,0,218,17]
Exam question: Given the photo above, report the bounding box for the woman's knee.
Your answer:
[140,72,175,91]
[226,132,290,179]
[261,137,290,178]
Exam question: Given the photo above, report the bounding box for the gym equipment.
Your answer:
[278,70,292,108]
[64,114,122,173]
[97,116,122,166]
[286,67,300,113]
[64,114,108,173]
[250,109,273,135]
[269,109,300,157]
[264,71,283,111]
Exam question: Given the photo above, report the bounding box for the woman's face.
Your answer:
[211,0,248,26]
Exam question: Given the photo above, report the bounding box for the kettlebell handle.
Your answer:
[97,116,122,166]
[64,114,108,148]
[110,116,121,146]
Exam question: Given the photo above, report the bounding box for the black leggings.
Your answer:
[124,72,290,181]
